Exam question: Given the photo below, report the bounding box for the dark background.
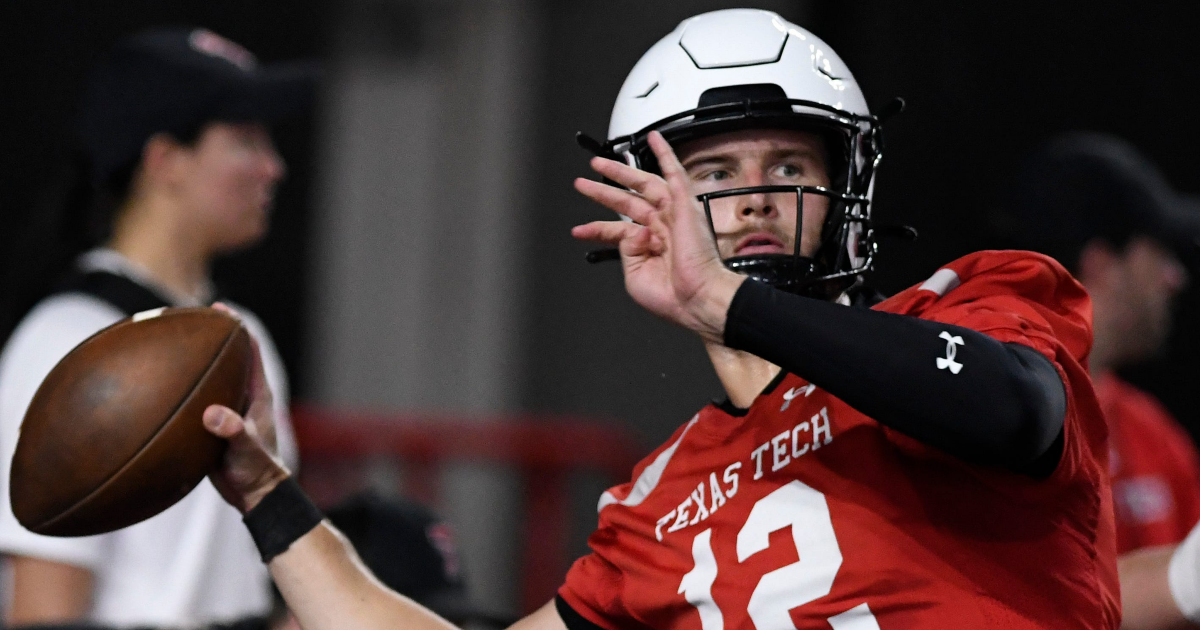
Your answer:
[2,0,1199,448]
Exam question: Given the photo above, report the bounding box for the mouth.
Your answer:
[734,232,787,256]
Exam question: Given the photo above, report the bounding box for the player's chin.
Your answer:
[219,216,270,252]
[1133,316,1172,359]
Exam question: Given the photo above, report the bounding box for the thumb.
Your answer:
[203,405,246,440]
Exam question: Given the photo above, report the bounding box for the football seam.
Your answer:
[30,323,241,534]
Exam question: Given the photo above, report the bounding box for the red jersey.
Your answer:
[560,251,1119,630]
[1097,374,1200,553]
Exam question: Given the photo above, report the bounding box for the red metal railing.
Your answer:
[290,405,644,613]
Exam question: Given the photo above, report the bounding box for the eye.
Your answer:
[700,169,732,182]
[774,163,802,178]
[227,130,257,149]
[231,125,271,149]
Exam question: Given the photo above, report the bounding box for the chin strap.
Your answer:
[575,131,606,157]
[585,248,620,264]
[875,224,919,241]
[878,97,906,124]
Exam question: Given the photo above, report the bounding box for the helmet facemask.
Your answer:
[696,184,873,300]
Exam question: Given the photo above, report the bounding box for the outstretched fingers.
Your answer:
[571,220,641,244]
[574,177,657,225]
[588,157,669,206]
[645,130,727,292]
[572,220,665,256]
[647,131,695,216]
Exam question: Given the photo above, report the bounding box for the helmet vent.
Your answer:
[815,53,845,81]
[697,83,788,109]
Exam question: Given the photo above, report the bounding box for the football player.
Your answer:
[198,9,1119,630]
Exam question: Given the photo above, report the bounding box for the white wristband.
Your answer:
[1168,521,1200,622]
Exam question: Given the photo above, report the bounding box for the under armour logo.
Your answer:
[781,384,816,411]
[937,331,964,374]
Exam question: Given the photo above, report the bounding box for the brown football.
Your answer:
[10,307,252,537]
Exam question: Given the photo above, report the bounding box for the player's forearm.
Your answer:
[270,522,461,630]
[238,476,459,630]
[1119,545,1196,630]
[6,555,93,624]
[1125,521,1200,630]
[723,280,1065,473]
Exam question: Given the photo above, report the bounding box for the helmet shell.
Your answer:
[608,9,869,142]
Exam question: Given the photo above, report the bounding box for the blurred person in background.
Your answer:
[0,27,311,627]
[996,132,1200,630]
[197,9,1117,630]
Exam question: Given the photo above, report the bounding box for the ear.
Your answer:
[139,133,189,187]
[1076,238,1121,288]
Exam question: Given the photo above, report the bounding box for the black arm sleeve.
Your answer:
[724,280,1066,475]
[556,595,610,630]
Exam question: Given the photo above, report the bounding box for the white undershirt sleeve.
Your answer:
[1169,519,1200,622]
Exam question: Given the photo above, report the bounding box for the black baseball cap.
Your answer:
[995,132,1200,269]
[77,27,318,183]
[325,493,516,627]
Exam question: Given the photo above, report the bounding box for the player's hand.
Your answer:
[572,131,745,343]
[202,303,290,513]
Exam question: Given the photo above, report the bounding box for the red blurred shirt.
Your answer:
[1097,374,1200,554]
[560,251,1119,630]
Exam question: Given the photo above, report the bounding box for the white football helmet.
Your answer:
[595,9,895,298]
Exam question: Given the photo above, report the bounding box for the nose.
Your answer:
[262,144,286,184]
[1164,256,1189,293]
[738,195,776,220]
[737,166,775,220]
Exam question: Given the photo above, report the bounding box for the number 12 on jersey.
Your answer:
[679,480,881,630]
